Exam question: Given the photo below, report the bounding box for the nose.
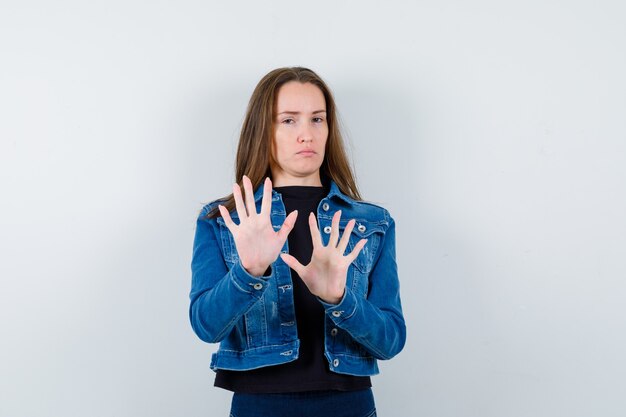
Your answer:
[297,123,314,143]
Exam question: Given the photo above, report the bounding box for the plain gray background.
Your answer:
[1,1,625,416]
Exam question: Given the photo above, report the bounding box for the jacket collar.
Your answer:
[327,178,355,205]
[253,177,355,206]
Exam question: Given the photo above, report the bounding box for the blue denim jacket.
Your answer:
[189,180,406,376]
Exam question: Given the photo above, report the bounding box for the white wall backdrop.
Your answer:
[1,1,625,416]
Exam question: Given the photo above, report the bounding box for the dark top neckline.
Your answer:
[274,185,328,200]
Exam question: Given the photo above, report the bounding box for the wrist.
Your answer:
[320,288,345,305]
[242,262,270,277]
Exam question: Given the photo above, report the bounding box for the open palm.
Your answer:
[280,210,367,304]
[219,175,298,277]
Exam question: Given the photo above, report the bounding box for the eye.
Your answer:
[282,118,295,124]
[313,117,325,123]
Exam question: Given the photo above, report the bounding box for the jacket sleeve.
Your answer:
[189,205,272,343]
[320,214,406,360]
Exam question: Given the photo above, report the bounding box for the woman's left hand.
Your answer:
[280,210,367,304]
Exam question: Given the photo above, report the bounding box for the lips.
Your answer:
[297,150,316,155]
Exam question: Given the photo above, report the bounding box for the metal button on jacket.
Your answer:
[357,223,366,233]
[322,202,330,211]
[332,311,342,317]
[323,226,332,234]
[330,328,338,336]
[333,359,340,367]
[253,283,263,290]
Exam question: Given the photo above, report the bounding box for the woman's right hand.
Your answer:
[218,175,298,277]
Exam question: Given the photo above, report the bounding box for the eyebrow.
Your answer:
[277,110,327,115]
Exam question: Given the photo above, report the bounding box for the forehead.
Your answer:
[275,81,326,112]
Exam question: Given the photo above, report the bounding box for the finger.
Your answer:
[218,204,237,230]
[337,218,356,255]
[232,182,248,221]
[260,177,272,216]
[242,175,258,216]
[280,253,306,277]
[347,239,368,263]
[328,210,342,248]
[277,210,298,243]
[308,212,323,248]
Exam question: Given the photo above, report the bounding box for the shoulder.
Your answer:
[353,199,392,217]
[197,197,229,221]
[345,199,394,231]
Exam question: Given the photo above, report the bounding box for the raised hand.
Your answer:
[280,210,367,304]
[218,175,298,276]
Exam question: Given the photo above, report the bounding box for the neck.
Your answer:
[272,172,323,187]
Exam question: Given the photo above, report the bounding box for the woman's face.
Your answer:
[271,81,328,187]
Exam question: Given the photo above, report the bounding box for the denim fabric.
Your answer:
[229,388,376,417]
[189,180,406,377]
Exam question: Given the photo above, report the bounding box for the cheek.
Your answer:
[272,132,289,160]
[320,127,329,147]
[320,124,329,140]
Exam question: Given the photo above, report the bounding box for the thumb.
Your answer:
[280,252,305,276]
[277,210,298,243]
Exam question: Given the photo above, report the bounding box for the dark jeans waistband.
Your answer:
[230,388,376,417]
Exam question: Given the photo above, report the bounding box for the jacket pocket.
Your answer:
[216,217,239,265]
[341,220,384,275]
[244,296,268,347]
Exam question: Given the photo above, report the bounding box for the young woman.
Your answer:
[189,67,405,417]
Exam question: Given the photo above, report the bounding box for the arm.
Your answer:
[189,176,297,344]
[320,215,406,360]
[188,206,271,343]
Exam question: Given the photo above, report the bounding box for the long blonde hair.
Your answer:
[207,66,361,218]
